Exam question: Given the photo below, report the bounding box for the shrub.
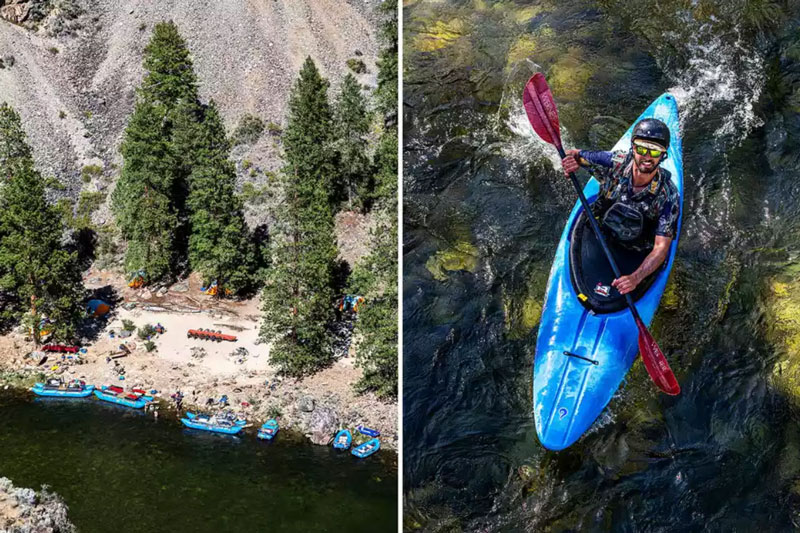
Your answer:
[121,319,136,332]
[138,22,146,31]
[47,47,59,54]
[266,405,282,418]
[59,110,66,119]
[346,58,366,73]
[232,113,265,145]
[266,121,282,136]
[137,323,157,340]
[81,164,102,182]
[242,159,252,170]
[76,191,104,218]
[144,341,156,352]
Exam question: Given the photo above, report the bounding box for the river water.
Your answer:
[0,392,396,531]
[404,0,800,530]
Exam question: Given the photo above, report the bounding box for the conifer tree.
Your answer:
[333,74,371,208]
[260,58,338,376]
[0,104,84,345]
[348,1,399,398]
[112,99,178,281]
[185,101,254,295]
[282,57,337,204]
[112,21,201,282]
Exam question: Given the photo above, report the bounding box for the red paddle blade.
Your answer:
[636,320,680,395]
[522,73,562,148]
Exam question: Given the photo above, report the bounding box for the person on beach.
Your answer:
[560,118,679,295]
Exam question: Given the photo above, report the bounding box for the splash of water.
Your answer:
[662,26,764,143]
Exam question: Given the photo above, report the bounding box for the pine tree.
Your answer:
[332,73,371,208]
[185,101,254,295]
[375,1,398,120]
[112,21,201,282]
[260,58,338,376]
[141,21,198,106]
[112,100,178,281]
[348,1,399,398]
[283,57,337,204]
[0,104,84,345]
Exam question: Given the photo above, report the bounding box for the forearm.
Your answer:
[578,150,614,168]
[632,247,668,281]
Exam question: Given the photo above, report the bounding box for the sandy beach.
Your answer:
[0,269,397,451]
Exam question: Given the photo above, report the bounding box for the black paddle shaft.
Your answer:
[556,145,642,323]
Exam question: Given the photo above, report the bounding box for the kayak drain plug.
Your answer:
[563,351,599,365]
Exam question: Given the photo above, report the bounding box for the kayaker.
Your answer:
[561,118,679,295]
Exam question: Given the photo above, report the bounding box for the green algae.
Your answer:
[765,275,800,403]
[502,270,547,339]
[413,19,467,52]
[425,241,480,281]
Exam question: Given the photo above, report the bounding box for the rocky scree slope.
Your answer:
[0,0,380,230]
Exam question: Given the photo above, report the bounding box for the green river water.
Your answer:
[0,391,397,531]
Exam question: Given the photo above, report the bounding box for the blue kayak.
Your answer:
[351,438,380,458]
[181,411,245,435]
[257,419,279,440]
[31,380,94,398]
[356,425,380,437]
[94,386,153,408]
[332,429,352,450]
[533,93,683,451]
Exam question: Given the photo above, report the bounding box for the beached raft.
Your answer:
[31,379,94,398]
[332,429,352,450]
[257,419,279,440]
[351,438,380,458]
[94,385,153,408]
[181,411,246,435]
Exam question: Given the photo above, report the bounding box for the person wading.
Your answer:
[561,118,680,295]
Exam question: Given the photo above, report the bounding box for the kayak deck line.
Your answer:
[543,311,609,442]
[563,351,598,365]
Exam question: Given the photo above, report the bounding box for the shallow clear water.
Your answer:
[0,392,397,531]
[404,0,800,530]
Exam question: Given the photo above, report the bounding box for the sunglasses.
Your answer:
[633,145,664,158]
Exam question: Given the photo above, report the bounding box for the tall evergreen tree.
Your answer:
[333,73,371,208]
[0,104,84,345]
[112,21,201,282]
[260,58,338,376]
[348,1,399,398]
[282,57,338,205]
[185,101,254,295]
[112,100,178,281]
[375,0,398,120]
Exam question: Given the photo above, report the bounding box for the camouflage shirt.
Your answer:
[579,149,680,252]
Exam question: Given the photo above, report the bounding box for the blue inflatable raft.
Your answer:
[181,411,245,435]
[356,425,380,437]
[31,379,94,398]
[533,93,683,451]
[351,438,380,458]
[257,419,279,440]
[332,429,352,450]
[94,385,153,408]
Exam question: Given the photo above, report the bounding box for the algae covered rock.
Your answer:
[425,241,479,281]
[766,276,800,402]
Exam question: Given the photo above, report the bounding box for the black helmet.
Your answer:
[632,118,670,149]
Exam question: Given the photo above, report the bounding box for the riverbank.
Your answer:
[0,477,75,532]
[0,270,397,452]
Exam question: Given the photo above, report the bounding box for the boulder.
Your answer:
[0,1,30,24]
[307,407,339,446]
[297,395,315,412]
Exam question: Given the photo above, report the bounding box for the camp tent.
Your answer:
[86,299,110,317]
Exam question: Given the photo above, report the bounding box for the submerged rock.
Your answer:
[425,241,479,281]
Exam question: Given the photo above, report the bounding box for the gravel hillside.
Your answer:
[0,0,380,215]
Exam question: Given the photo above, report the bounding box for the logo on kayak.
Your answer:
[558,407,568,419]
[594,283,611,297]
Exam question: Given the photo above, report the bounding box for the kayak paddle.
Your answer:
[522,73,680,396]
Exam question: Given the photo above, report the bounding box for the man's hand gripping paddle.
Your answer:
[522,73,680,396]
